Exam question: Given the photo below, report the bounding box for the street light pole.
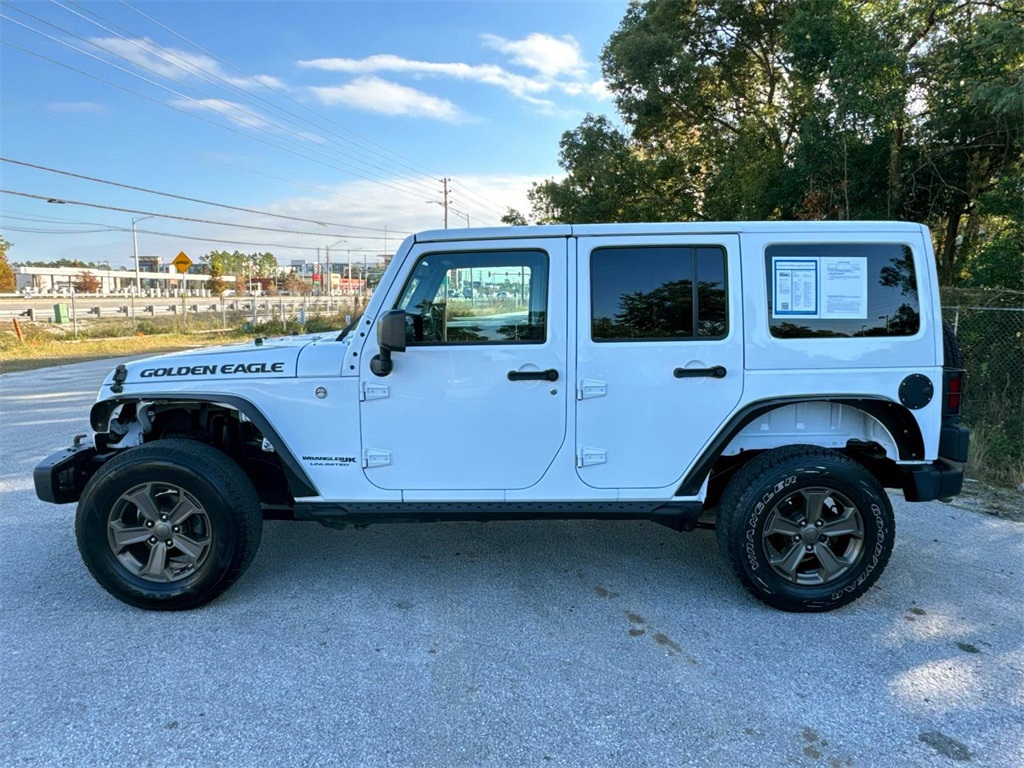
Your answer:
[132,215,157,294]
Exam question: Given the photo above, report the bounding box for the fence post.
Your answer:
[221,297,227,329]
[954,307,960,335]
[280,297,286,332]
[71,287,78,339]
[130,291,136,332]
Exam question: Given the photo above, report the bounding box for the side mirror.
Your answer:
[370,309,406,377]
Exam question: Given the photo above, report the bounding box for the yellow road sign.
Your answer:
[172,251,192,274]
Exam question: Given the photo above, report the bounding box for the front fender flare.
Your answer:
[90,394,318,499]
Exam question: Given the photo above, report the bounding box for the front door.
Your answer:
[575,235,744,490]
[359,238,568,492]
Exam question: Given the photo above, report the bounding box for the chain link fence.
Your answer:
[941,288,1024,487]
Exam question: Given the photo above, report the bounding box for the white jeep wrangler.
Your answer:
[35,222,969,612]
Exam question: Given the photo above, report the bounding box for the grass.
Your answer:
[965,421,1024,490]
[0,313,351,373]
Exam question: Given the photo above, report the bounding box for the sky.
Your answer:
[0,0,627,269]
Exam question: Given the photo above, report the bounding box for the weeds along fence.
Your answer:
[941,288,1024,487]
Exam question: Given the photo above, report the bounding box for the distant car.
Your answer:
[20,287,38,297]
[496,291,510,300]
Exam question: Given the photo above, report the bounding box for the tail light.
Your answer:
[944,370,964,416]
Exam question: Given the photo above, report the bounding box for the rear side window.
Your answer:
[591,246,728,341]
[765,243,920,338]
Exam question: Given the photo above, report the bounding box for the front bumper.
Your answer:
[34,437,104,504]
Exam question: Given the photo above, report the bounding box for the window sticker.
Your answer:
[820,257,868,319]
[772,256,868,320]
[772,258,818,316]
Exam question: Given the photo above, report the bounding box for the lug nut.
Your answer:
[793,535,801,542]
[819,535,828,543]
[146,521,154,528]
[149,536,157,544]
[160,514,168,522]
[166,539,173,546]
[172,526,180,533]
[815,520,823,528]
[805,544,813,552]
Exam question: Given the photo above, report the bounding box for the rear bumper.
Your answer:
[903,458,965,502]
[34,438,103,504]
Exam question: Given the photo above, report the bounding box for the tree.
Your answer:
[527,0,1024,286]
[201,250,278,294]
[282,272,311,296]
[73,271,100,293]
[501,208,529,226]
[0,235,15,292]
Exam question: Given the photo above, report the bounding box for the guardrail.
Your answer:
[0,297,365,325]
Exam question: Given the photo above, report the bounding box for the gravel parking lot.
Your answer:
[2,358,1022,767]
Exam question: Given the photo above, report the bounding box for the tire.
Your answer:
[943,319,965,368]
[715,445,894,612]
[75,439,263,610]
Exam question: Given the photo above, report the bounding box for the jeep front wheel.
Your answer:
[715,446,894,612]
[76,439,263,610]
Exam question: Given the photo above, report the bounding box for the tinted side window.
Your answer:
[395,250,547,345]
[591,246,728,341]
[765,243,920,338]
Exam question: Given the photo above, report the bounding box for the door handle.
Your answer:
[673,366,727,379]
[508,369,559,382]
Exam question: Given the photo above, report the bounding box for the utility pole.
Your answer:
[441,177,450,229]
[325,246,331,299]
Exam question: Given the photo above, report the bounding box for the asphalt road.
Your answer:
[1,358,1022,767]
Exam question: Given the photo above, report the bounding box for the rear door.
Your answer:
[575,235,744,490]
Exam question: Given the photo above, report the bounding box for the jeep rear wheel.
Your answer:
[715,446,894,612]
[76,439,263,610]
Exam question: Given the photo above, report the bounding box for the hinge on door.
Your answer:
[360,381,390,401]
[576,379,607,400]
[577,447,607,467]
[362,449,392,468]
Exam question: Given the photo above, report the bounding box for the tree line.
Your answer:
[510,0,1023,289]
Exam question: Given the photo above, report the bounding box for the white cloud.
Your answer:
[169,98,272,131]
[88,37,285,91]
[480,33,586,79]
[297,33,608,112]
[308,77,464,121]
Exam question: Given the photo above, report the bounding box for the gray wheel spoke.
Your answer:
[109,521,151,551]
[770,542,807,578]
[168,497,201,526]
[820,509,863,538]
[814,543,847,581]
[142,542,168,578]
[802,490,830,526]
[765,515,802,537]
[123,484,161,522]
[172,533,207,564]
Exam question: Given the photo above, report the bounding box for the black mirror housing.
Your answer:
[377,309,407,352]
[371,309,406,377]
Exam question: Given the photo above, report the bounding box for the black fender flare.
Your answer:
[90,394,318,499]
[676,396,925,496]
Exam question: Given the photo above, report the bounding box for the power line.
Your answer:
[0,12,446,204]
[1,157,410,234]
[0,189,396,240]
[111,0,510,221]
[50,0,449,198]
[116,0,449,182]
[0,212,390,255]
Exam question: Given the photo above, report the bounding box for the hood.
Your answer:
[101,331,342,391]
